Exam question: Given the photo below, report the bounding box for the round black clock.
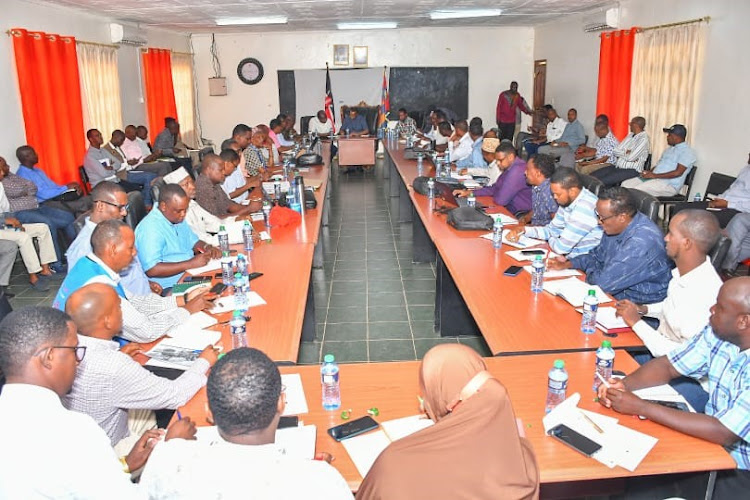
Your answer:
[237,57,264,85]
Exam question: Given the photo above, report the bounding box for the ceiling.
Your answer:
[42,0,615,33]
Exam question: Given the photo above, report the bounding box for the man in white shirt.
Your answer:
[420,110,452,147]
[523,104,566,157]
[592,116,651,187]
[309,110,334,136]
[121,125,172,176]
[447,120,473,164]
[140,347,354,499]
[220,148,253,203]
[615,209,722,412]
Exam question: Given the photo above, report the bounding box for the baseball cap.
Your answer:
[662,124,687,138]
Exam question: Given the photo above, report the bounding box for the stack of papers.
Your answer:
[196,425,317,460]
[186,257,236,276]
[542,277,611,307]
[209,292,267,314]
[172,279,212,296]
[573,306,631,333]
[262,181,291,195]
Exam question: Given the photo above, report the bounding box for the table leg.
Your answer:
[389,161,400,198]
[313,238,324,268]
[412,206,436,263]
[434,253,480,338]
[301,271,317,342]
[383,150,390,180]
[398,179,413,223]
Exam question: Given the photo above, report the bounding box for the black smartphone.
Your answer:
[647,400,690,412]
[214,272,222,279]
[547,424,602,457]
[327,416,379,441]
[521,249,545,255]
[210,283,227,295]
[248,272,264,281]
[278,416,299,429]
[504,265,523,277]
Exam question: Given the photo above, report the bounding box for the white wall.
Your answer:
[0,0,189,168]
[192,27,534,145]
[534,0,750,194]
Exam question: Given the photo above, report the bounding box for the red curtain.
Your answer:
[596,28,638,140]
[142,48,178,136]
[11,28,85,184]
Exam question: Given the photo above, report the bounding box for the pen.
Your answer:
[177,410,183,421]
[596,372,611,389]
[581,411,604,434]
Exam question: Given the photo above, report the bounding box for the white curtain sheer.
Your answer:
[77,43,123,138]
[171,52,199,147]
[629,23,706,162]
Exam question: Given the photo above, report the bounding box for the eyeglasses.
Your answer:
[94,199,129,212]
[35,345,87,362]
[595,211,618,223]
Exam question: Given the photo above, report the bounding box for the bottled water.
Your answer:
[693,192,701,202]
[492,217,503,249]
[467,192,476,208]
[273,180,282,200]
[416,155,424,176]
[262,201,272,227]
[236,254,248,278]
[321,354,341,410]
[531,255,545,293]
[230,310,248,349]
[217,225,229,254]
[545,359,568,413]
[444,150,451,165]
[242,220,254,253]
[220,252,234,285]
[427,178,435,199]
[593,341,615,392]
[233,272,249,310]
[581,289,599,334]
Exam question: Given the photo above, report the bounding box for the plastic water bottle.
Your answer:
[262,201,272,227]
[531,255,545,293]
[545,359,568,413]
[242,220,254,253]
[273,180,282,200]
[217,225,229,254]
[416,155,424,176]
[492,217,503,249]
[220,252,234,285]
[230,310,248,349]
[427,178,435,199]
[444,150,450,165]
[693,192,702,202]
[233,272,249,310]
[321,354,341,410]
[581,289,599,334]
[593,341,615,392]
[467,192,476,208]
[236,253,248,278]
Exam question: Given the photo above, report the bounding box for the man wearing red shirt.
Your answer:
[496,81,531,142]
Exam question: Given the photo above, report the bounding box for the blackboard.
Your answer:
[389,67,468,122]
[277,70,296,118]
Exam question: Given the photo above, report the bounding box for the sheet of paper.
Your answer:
[306,180,323,190]
[144,357,188,371]
[225,221,248,245]
[281,373,309,416]
[380,415,434,442]
[196,425,317,460]
[506,249,560,262]
[190,311,218,329]
[543,277,611,307]
[633,384,695,412]
[341,430,392,478]
[593,307,629,330]
[210,292,267,314]
[165,326,221,350]
[250,212,265,222]
[479,231,544,250]
[259,231,271,241]
[262,181,291,195]
[186,257,235,276]
[523,266,581,279]
[145,343,200,369]
[463,180,481,189]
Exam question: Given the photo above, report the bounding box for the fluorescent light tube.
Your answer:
[429,9,502,20]
[337,22,398,30]
[216,16,288,26]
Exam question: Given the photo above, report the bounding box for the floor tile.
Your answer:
[367,292,405,307]
[324,322,368,341]
[330,281,366,294]
[328,292,367,308]
[405,291,435,306]
[459,336,493,357]
[403,279,436,292]
[408,305,434,322]
[369,322,413,340]
[297,341,322,364]
[415,338,459,358]
[411,320,439,339]
[322,341,368,363]
[326,306,367,323]
[369,306,409,322]
[367,279,404,293]
[369,339,416,362]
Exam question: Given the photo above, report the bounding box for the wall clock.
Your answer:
[237,57,264,85]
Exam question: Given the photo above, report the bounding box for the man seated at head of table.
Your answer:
[453,142,531,216]
[195,154,260,220]
[598,277,750,499]
[341,108,370,137]
[63,283,217,457]
[220,148,254,203]
[615,209,722,412]
[548,187,671,303]
[56,219,214,342]
[135,184,221,290]
[356,344,539,500]
[575,121,619,176]
[517,153,558,227]
[140,347,354,499]
[447,120,473,165]
[455,121,485,171]
[507,167,602,258]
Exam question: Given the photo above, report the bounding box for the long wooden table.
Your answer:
[337,137,377,167]
[176,351,734,493]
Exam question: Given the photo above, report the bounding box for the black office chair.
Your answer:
[579,174,604,197]
[643,153,653,172]
[629,188,660,224]
[408,110,425,130]
[658,166,698,225]
[78,165,91,194]
[703,172,737,201]
[709,235,732,273]
[300,116,314,136]
[151,177,165,207]
[72,210,91,236]
[198,146,214,162]
[125,191,146,230]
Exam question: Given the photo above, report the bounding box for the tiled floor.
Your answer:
[298,158,491,365]
[6,261,63,309]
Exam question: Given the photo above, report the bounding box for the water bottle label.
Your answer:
[548,379,567,391]
[596,358,614,368]
[323,373,339,384]
[230,324,245,336]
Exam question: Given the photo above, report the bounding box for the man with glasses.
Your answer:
[548,187,671,303]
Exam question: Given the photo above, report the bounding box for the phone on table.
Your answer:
[327,416,379,441]
[547,423,602,457]
[503,265,523,277]
[248,272,264,281]
[278,416,299,429]
[210,283,227,295]
[521,249,546,256]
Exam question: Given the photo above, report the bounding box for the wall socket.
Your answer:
[208,77,227,96]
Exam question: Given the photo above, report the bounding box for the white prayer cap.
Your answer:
[163,167,189,185]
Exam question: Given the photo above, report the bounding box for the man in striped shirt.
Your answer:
[507,167,602,258]
[592,116,650,187]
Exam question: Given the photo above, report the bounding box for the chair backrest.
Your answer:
[629,188,660,224]
[72,210,90,236]
[198,146,214,162]
[407,110,424,130]
[78,165,91,194]
[709,235,731,272]
[679,165,698,197]
[643,153,653,172]
[300,116,313,136]
[579,173,604,197]
[125,191,146,229]
[151,176,165,207]
[704,172,736,200]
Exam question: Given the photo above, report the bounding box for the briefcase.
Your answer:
[446,207,494,231]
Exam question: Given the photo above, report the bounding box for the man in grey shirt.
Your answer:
[539,108,586,168]
[153,117,194,175]
[83,129,142,194]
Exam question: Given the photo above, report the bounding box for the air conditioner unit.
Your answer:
[110,23,147,46]
[583,7,619,33]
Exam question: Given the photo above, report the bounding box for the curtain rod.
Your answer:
[76,40,119,49]
[638,16,710,32]
[141,48,194,56]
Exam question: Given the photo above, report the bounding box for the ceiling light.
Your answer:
[216,16,288,26]
[337,22,398,30]
[429,9,502,20]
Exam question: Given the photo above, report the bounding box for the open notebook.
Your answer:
[542,277,612,308]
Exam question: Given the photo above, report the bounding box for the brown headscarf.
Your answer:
[356,344,539,500]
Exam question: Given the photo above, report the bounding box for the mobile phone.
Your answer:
[214,272,222,279]
[248,272,264,281]
[548,423,602,457]
[646,400,690,412]
[503,265,523,277]
[278,416,299,429]
[210,283,227,295]
[521,249,545,255]
[327,416,379,441]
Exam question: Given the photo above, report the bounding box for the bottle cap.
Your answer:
[601,340,612,348]
[244,220,250,225]
[535,255,543,261]
[222,251,230,258]
[235,272,241,278]
[324,354,335,363]
[553,359,565,369]
[588,289,596,296]
[232,310,243,317]
[219,225,226,231]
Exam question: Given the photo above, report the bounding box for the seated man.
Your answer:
[434,121,454,152]
[268,119,291,154]
[15,145,91,215]
[55,219,214,342]
[63,283,217,454]
[0,240,18,298]
[0,156,74,267]
[524,104,567,158]
[538,108,586,168]
[465,136,500,183]
[0,213,57,290]
[518,154,558,227]
[241,127,269,180]
[103,129,159,208]
[341,108,369,137]
[256,123,278,167]
[575,122,619,175]
[66,181,157,296]
[394,108,417,137]
[135,184,220,290]
[420,110,453,147]
[598,277,750,498]
[447,120,473,164]
[722,213,750,277]
[195,154,259,220]
[615,210,722,412]
[508,167,602,258]
[220,149,253,203]
[140,347,354,499]
[309,110,334,137]
[153,117,193,175]
[453,143,531,215]
[592,116,651,187]
[549,187,671,303]
[121,125,172,176]
[282,114,299,142]
[221,123,252,152]
[82,129,143,199]
[622,124,696,197]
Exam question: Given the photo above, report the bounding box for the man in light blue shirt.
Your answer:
[135,184,220,289]
[455,123,486,171]
[539,108,586,168]
[623,124,696,197]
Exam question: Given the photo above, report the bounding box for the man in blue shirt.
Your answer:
[622,124,696,197]
[341,109,370,137]
[455,123,486,171]
[598,277,750,498]
[539,108,586,169]
[549,187,671,303]
[135,184,220,289]
[518,153,558,227]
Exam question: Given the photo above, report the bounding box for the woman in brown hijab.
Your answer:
[356,344,539,500]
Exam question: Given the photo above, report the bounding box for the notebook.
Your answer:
[542,277,611,307]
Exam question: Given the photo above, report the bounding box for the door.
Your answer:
[533,60,547,109]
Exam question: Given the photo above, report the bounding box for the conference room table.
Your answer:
[175,350,734,495]
[383,141,646,357]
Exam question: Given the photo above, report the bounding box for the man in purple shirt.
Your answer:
[454,142,532,215]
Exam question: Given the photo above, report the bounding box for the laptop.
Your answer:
[433,181,486,209]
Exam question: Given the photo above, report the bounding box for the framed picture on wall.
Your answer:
[333,45,349,66]
[353,46,369,67]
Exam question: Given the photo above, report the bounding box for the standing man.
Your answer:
[592,116,651,187]
[496,81,531,142]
